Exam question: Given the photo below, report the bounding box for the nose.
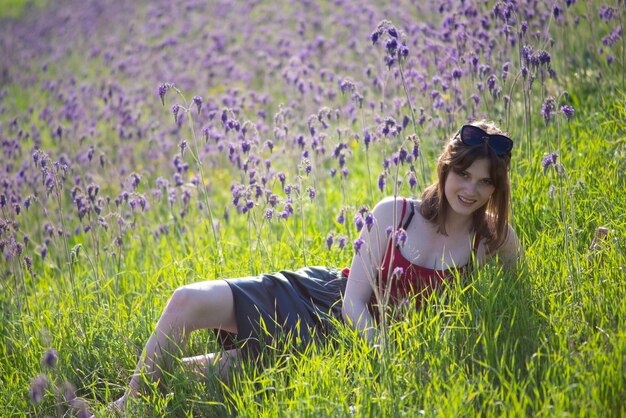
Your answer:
[463,181,479,196]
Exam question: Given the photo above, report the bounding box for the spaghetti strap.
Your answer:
[402,200,415,230]
[397,198,408,229]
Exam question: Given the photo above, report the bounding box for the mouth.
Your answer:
[457,195,477,207]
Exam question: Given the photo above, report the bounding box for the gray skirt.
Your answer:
[216,266,347,357]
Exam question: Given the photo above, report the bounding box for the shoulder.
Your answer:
[371,196,421,224]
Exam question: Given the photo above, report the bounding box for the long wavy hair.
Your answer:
[420,120,512,253]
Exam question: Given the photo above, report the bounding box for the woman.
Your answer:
[112,119,521,410]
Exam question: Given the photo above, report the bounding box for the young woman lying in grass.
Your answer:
[108,119,522,413]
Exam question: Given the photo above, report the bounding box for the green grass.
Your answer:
[0,0,45,19]
[3,97,624,416]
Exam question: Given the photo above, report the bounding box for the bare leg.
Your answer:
[183,348,239,383]
[115,280,238,408]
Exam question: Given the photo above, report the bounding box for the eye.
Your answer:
[480,178,494,186]
[456,170,470,179]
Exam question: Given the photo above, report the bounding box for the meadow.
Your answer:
[0,0,625,416]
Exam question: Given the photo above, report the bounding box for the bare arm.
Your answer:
[496,223,523,269]
[341,197,403,343]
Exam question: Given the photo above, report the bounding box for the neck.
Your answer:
[444,211,473,237]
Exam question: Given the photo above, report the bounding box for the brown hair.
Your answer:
[420,120,512,253]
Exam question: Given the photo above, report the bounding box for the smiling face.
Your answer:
[444,158,495,218]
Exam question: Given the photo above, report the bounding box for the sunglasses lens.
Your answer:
[460,126,513,156]
[489,135,513,155]
[460,125,486,146]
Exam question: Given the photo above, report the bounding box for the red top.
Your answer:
[343,198,478,308]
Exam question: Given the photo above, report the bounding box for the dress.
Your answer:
[219,198,475,355]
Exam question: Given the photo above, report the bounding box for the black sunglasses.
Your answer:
[459,125,513,156]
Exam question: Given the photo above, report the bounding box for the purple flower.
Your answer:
[337,235,347,249]
[43,348,58,368]
[541,97,556,125]
[391,267,404,279]
[408,172,417,189]
[325,232,334,250]
[542,152,558,174]
[395,228,407,247]
[354,213,365,232]
[336,209,345,225]
[398,44,409,59]
[385,38,398,56]
[365,213,374,231]
[377,173,386,192]
[29,375,48,404]
[193,96,203,113]
[363,130,371,148]
[172,104,180,123]
[158,83,170,105]
[599,6,615,22]
[370,31,380,44]
[560,105,575,120]
[353,238,365,254]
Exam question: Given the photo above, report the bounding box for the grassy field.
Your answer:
[1,0,625,416]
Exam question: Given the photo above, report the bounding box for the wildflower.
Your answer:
[385,38,398,56]
[365,213,374,231]
[325,232,334,250]
[43,348,58,368]
[391,267,404,279]
[265,208,274,219]
[336,209,345,224]
[24,255,34,276]
[561,105,575,120]
[370,31,380,44]
[337,235,347,249]
[172,104,180,123]
[354,213,365,232]
[398,44,409,59]
[395,228,407,247]
[129,173,141,189]
[353,238,365,254]
[29,375,48,404]
[363,130,372,149]
[377,173,386,192]
[192,96,203,113]
[599,6,615,22]
[541,97,556,125]
[542,152,558,174]
[408,172,417,189]
[520,21,528,36]
[158,83,170,105]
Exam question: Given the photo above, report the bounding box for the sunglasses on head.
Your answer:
[459,125,513,156]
